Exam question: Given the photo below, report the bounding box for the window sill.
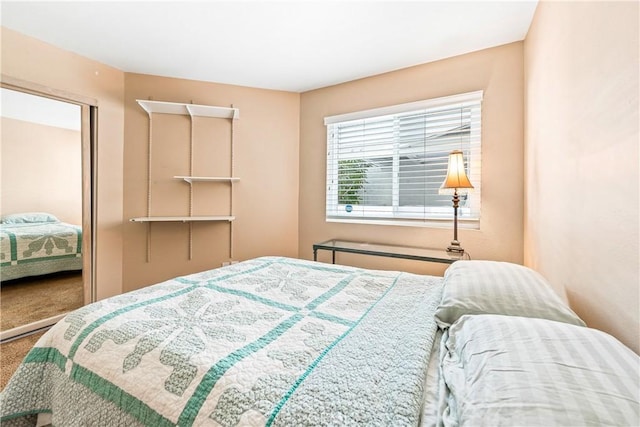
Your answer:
[326,217,480,229]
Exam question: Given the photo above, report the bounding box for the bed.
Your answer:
[0,212,82,282]
[1,256,638,426]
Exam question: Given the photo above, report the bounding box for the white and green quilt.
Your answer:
[0,221,82,282]
[1,256,442,426]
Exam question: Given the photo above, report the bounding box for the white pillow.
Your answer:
[441,314,639,426]
[435,260,584,327]
[1,212,59,224]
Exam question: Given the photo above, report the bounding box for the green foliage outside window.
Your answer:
[338,159,369,205]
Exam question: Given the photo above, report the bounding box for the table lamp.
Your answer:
[441,150,474,254]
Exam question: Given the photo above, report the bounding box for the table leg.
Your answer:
[313,248,317,261]
[332,250,335,264]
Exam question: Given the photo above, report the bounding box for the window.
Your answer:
[325,91,482,226]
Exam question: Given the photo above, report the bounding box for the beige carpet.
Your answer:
[1,271,84,331]
[0,330,46,390]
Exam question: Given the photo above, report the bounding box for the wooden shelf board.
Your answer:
[137,100,239,119]
[130,216,235,223]
[187,104,239,119]
[174,176,240,183]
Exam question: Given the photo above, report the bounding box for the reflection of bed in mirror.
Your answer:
[0,212,82,282]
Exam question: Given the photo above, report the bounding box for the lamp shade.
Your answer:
[441,150,474,189]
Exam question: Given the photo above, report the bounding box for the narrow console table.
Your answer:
[313,239,470,265]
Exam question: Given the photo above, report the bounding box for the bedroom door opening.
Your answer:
[0,76,97,342]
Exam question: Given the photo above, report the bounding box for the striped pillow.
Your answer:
[441,315,640,426]
[435,260,584,327]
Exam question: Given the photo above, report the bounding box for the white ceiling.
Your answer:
[1,1,538,93]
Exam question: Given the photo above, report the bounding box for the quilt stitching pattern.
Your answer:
[1,257,442,427]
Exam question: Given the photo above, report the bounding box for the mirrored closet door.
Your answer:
[0,80,96,341]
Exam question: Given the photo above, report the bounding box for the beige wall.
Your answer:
[1,117,82,225]
[0,28,300,297]
[1,27,125,300]
[123,73,300,291]
[299,42,524,276]
[524,1,639,353]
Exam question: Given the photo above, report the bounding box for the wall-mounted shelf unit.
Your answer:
[133,99,239,262]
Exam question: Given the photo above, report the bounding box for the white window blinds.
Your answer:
[325,91,482,226]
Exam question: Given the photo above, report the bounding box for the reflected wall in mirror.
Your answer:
[0,88,84,334]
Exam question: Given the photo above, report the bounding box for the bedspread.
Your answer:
[0,221,82,281]
[1,256,443,426]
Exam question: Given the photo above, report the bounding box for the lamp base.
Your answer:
[446,240,465,255]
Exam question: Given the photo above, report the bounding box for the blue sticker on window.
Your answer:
[345,204,353,213]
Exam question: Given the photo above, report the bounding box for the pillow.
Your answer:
[435,260,585,327]
[441,314,640,426]
[1,212,60,224]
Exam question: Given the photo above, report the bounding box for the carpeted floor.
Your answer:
[1,271,84,331]
[0,330,46,390]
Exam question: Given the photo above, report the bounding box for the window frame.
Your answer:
[324,91,483,228]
